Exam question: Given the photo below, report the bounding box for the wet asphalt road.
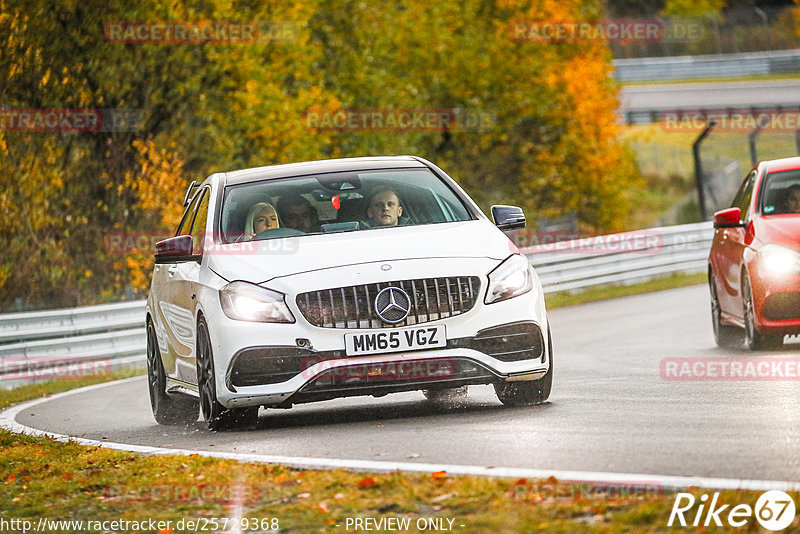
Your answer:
[13,285,800,482]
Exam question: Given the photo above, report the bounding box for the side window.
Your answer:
[190,190,210,255]
[731,171,756,222]
[176,192,202,237]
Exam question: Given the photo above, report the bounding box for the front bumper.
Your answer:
[202,283,549,409]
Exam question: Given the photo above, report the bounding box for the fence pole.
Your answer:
[693,120,716,220]
[749,115,764,167]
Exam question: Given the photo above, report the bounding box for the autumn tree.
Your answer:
[1,0,640,308]
[309,0,641,231]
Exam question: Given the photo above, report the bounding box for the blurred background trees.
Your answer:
[0,0,639,309]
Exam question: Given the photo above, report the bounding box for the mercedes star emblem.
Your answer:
[374,286,411,324]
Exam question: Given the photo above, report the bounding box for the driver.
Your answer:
[244,202,279,240]
[784,184,800,213]
[363,186,409,227]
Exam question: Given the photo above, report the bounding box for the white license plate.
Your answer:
[344,325,446,356]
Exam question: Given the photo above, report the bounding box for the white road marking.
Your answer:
[1,377,799,492]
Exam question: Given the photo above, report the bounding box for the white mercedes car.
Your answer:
[146,156,552,429]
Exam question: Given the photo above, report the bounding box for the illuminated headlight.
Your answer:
[485,254,534,304]
[759,245,800,276]
[219,281,295,323]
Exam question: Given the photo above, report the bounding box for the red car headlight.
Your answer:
[759,244,800,277]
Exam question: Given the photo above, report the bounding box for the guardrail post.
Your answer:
[692,120,716,220]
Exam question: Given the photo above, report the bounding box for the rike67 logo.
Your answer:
[668,490,796,531]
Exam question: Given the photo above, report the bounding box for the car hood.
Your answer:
[206,220,516,284]
[756,216,800,251]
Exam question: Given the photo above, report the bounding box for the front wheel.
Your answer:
[742,274,783,351]
[495,326,553,406]
[146,321,197,425]
[196,317,259,430]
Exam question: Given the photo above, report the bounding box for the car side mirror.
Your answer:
[713,207,744,228]
[155,235,196,264]
[491,205,526,230]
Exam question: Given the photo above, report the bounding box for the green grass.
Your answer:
[546,272,707,309]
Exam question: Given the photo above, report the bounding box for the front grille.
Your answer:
[763,292,800,321]
[227,346,326,388]
[296,277,482,328]
[468,322,545,363]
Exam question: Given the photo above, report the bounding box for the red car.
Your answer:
[708,156,800,350]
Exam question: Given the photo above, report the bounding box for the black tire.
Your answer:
[494,326,553,406]
[742,273,784,351]
[146,321,198,425]
[196,317,259,430]
[422,386,468,402]
[708,269,743,348]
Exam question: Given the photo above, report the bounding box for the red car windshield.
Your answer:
[760,169,800,215]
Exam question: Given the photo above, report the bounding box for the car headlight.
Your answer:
[759,244,800,276]
[219,281,295,323]
[485,254,534,304]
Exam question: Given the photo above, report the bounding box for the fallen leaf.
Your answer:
[275,473,288,483]
[358,477,377,488]
[6,475,15,483]
[431,471,446,480]
[318,502,329,513]
[546,476,558,485]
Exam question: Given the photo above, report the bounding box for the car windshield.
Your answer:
[760,169,800,215]
[219,168,474,243]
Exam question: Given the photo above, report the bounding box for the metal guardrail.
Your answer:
[0,221,715,386]
[523,221,713,293]
[612,49,800,82]
[0,300,144,344]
